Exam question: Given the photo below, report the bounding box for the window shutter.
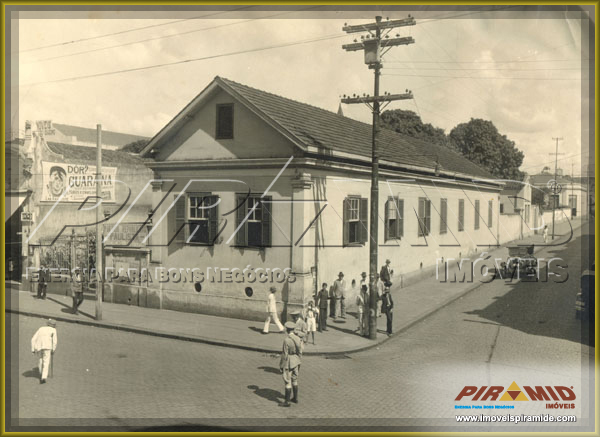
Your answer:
[208,195,219,245]
[343,197,350,246]
[418,198,424,237]
[384,198,391,241]
[488,200,493,227]
[261,197,272,247]
[397,199,404,238]
[425,200,431,235]
[235,195,247,246]
[174,194,186,244]
[359,197,368,243]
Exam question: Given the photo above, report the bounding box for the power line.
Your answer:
[417,6,521,24]
[17,7,254,54]
[387,58,586,64]
[385,66,582,71]
[383,73,583,80]
[21,33,346,87]
[23,7,319,65]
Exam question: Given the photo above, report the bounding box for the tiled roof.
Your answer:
[53,123,149,147]
[529,174,571,186]
[46,142,147,166]
[218,77,494,180]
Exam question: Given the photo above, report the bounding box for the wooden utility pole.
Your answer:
[549,137,564,240]
[96,125,103,321]
[342,15,415,340]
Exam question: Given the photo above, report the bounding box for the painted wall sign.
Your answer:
[41,161,117,203]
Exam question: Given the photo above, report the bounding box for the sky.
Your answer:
[12,6,592,177]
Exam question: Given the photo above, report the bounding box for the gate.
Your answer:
[39,229,96,272]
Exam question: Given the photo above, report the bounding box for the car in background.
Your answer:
[576,263,595,320]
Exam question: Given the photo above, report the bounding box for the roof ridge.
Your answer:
[53,123,149,138]
[219,76,353,121]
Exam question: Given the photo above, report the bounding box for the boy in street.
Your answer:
[31,319,58,384]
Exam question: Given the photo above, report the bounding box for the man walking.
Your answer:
[31,319,58,384]
[71,268,84,314]
[279,321,302,407]
[263,286,284,333]
[381,288,394,336]
[316,282,329,331]
[332,272,346,319]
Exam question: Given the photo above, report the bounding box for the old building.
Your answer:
[13,121,154,289]
[137,76,505,321]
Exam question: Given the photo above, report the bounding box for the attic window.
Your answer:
[216,104,234,139]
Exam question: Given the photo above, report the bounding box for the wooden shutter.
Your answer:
[208,195,219,245]
[343,197,350,246]
[397,199,404,238]
[174,194,186,244]
[384,198,391,241]
[488,200,493,228]
[418,198,424,237]
[425,199,431,235]
[359,198,368,243]
[235,194,247,246]
[475,200,480,230]
[216,104,234,139]
[261,196,272,247]
[440,199,447,234]
[458,199,464,231]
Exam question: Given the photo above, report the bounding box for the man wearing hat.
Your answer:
[31,319,58,384]
[263,286,284,334]
[331,272,347,319]
[380,259,393,287]
[279,321,303,407]
[71,268,84,315]
[290,310,307,349]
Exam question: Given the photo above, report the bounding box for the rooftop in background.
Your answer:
[31,120,150,150]
[46,142,148,166]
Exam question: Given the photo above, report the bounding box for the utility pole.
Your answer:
[96,124,103,321]
[571,162,575,217]
[342,15,415,340]
[549,137,564,241]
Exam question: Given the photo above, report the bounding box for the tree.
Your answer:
[449,118,524,180]
[121,139,148,154]
[380,109,454,149]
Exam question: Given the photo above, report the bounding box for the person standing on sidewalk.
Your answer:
[37,268,48,299]
[376,273,385,318]
[31,319,57,384]
[356,284,367,336]
[263,286,284,334]
[332,272,346,319]
[305,301,318,344]
[381,288,394,335]
[279,321,302,407]
[316,282,329,331]
[380,259,393,286]
[71,268,84,314]
[543,225,549,243]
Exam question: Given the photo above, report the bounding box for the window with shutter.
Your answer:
[187,193,214,245]
[458,199,465,232]
[234,194,271,248]
[474,200,480,230]
[174,194,186,244]
[418,197,430,237]
[488,200,493,228]
[359,198,368,243]
[343,196,367,245]
[440,198,448,234]
[216,104,234,139]
[397,199,404,238]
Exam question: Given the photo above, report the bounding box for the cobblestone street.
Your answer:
[9,226,593,431]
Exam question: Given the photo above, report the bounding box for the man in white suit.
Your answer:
[31,319,58,384]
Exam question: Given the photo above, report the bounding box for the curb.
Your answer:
[9,220,584,357]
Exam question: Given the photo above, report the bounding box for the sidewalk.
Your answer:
[5,218,584,356]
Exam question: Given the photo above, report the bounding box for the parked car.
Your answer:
[576,263,595,320]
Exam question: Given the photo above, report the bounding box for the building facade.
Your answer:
[137,76,505,321]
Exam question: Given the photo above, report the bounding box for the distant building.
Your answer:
[33,120,149,150]
[529,173,588,217]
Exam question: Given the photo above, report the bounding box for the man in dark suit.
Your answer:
[316,282,329,331]
[380,259,393,287]
[381,288,394,335]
